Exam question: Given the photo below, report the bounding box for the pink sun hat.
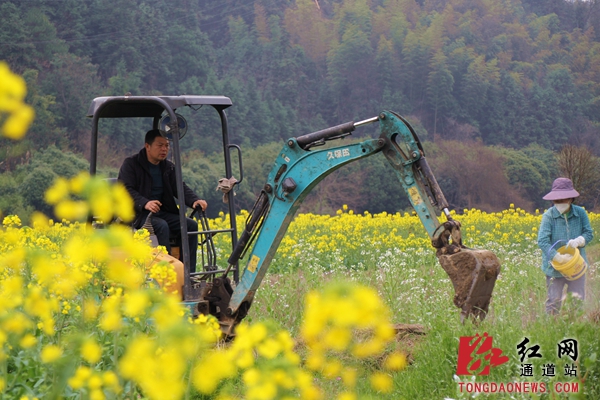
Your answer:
[542,177,580,201]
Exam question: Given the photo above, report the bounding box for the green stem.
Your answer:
[2,359,8,394]
[185,359,193,400]
[113,331,119,367]
[8,364,22,389]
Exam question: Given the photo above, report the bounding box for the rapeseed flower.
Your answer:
[0,194,557,399]
[370,371,393,393]
[19,334,37,349]
[80,338,102,363]
[40,344,62,363]
[0,62,34,139]
[384,351,408,371]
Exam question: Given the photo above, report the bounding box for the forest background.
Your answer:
[2,0,600,219]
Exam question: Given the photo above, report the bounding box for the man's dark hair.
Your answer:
[145,129,165,145]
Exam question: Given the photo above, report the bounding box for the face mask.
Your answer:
[555,203,571,214]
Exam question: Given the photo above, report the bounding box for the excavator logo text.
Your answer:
[327,148,350,160]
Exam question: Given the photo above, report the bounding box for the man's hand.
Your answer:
[193,199,208,211]
[144,200,162,213]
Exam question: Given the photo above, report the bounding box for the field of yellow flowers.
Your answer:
[211,204,600,398]
[0,174,412,400]
[1,173,599,399]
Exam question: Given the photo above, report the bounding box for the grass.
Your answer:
[241,216,600,399]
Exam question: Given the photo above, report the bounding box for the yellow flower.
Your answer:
[68,366,92,389]
[105,260,145,290]
[369,371,393,393]
[19,334,37,349]
[322,359,342,379]
[83,299,100,322]
[40,345,63,363]
[102,371,122,393]
[123,291,150,318]
[341,367,357,388]
[384,352,408,371]
[69,171,89,194]
[0,62,34,140]
[89,388,105,400]
[90,192,113,224]
[2,215,21,227]
[44,178,70,205]
[2,312,32,334]
[192,350,237,394]
[256,337,282,359]
[243,368,261,386]
[81,338,102,363]
[99,310,122,332]
[2,105,34,139]
[112,183,134,222]
[55,200,89,222]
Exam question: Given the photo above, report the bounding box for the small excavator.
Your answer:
[87,95,501,337]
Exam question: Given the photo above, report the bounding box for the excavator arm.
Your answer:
[211,111,500,336]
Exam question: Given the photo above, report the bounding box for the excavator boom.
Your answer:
[214,111,501,335]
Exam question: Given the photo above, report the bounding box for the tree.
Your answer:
[460,55,499,126]
[527,68,579,149]
[0,3,36,71]
[375,35,406,111]
[494,144,556,209]
[12,146,89,219]
[284,0,334,64]
[23,69,65,150]
[43,53,102,151]
[426,50,454,137]
[327,21,374,120]
[425,139,531,211]
[22,7,69,66]
[557,145,600,208]
[299,163,370,215]
[480,71,528,147]
[400,30,430,107]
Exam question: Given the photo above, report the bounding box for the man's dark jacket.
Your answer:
[118,148,200,228]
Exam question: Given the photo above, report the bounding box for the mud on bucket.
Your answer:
[550,241,587,281]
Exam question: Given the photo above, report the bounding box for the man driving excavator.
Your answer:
[118,129,208,272]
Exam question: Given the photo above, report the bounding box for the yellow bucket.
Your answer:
[550,245,587,281]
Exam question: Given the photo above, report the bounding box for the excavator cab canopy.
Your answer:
[87,95,241,301]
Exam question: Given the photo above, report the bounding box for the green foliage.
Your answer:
[493,144,557,209]
[0,146,89,220]
[348,154,411,214]
[426,50,455,136]
[182,153,231,218]
[0,3,31,70]
[22,69,65,150]
[20,166,57,216]
[230,141,282,201]
[4,0,600,213]
[0,173,31,218]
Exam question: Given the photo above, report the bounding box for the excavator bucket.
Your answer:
[437,249,501,322]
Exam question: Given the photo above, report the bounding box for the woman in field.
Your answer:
[537,177,594,314]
